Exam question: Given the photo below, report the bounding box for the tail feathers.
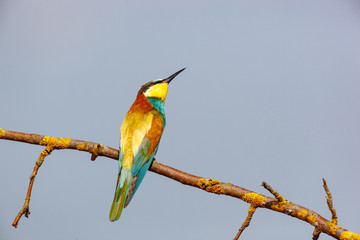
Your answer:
[124,174,138,208]
[109,167,132,221]
[124,158,153,208]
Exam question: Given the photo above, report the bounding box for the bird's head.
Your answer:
[138,68,185,101]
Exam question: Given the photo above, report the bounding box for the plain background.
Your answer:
[1,1,359,239]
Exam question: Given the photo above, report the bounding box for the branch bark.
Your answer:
[1,128,359,240]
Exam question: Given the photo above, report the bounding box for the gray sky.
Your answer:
[1,1,360,239]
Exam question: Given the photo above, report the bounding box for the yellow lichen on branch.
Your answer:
[241,192,266,208]
[261,181,296,213]
[248,204,256,213]
[321,179,340,236]
[40,136,71,149]
[307,213,318,225]
[297,210,319,226]
[0,128,5,138]
[196,178,223,194]
[77,143,97,160]
[340,231,360,240]
[76,142,106,161]
[329,222,339,235]
[270,199,290,212]
[77,143,93,153]
[32,146,53,175]
[297,210,307,220]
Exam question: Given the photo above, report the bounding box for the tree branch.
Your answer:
[1,128,359,239]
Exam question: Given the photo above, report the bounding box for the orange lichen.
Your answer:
[40,136,71,149]
[0,128,4,138]
[328,222,338,235]
[39,145,53,160]
[340,231,360,240]
[40,136,58,146]
[307,213,318,225]
[77,143,98,157]
[248,205,256,213]
[77,143,89,151]
[297,210,307,220]
[242,192,266,207]
[30,145,53,179]
[57,138,71,149]
[196,178,223,194]
[270,199,288,212]
[275,193,285,203]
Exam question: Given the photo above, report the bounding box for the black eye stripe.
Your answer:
[138,81,160,94]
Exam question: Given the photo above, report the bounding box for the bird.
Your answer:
[109,68,185,221]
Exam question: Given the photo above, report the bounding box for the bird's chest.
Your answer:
[120,112,154,163]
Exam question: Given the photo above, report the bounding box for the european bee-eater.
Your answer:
[109,68,185,221]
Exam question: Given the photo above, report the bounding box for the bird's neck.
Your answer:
[146,97,166,119]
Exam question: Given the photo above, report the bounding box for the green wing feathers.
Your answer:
[109,166,132,221]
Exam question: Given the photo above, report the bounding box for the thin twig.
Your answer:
[233,205,257,240]
[12,146,53,227]
[323,178,338,224]
[312,227,321,240]
[261,181,285,203]
[12,136,72,227]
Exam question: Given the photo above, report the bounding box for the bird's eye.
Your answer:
[139,82,155,94]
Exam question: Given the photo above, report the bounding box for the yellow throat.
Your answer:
[144,82,169,101]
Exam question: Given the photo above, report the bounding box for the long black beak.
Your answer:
[162,68,186,84]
